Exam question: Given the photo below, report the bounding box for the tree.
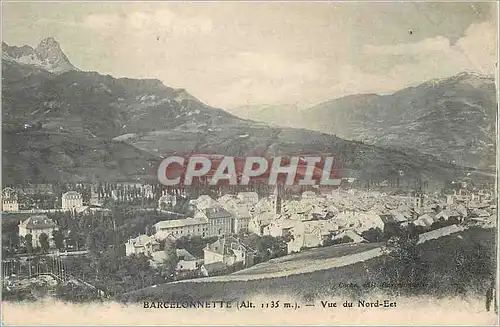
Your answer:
[52,230,65,251]
[161,240,179,280]
[39,233,50,253]
[175,235,216,258]
[25,234,33,254]
[454,241,494,296]
[381,228,429,295]
[361,228,384,243]
[86,227,108,255]
[241,234,287,262]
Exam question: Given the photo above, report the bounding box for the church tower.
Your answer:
[272,184,282,215]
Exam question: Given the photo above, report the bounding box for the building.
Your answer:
[1,187,19,212]
[154,217,209,239]
[203,236,256,267]
[302,191,317,201]
[217,195,252,233]
[232,206,252,233]
[263,219,298,238]
[61,191,83,211]
[176,249,202,271]
[414,213,437,228]
[237,192,259,205]
[331,230,366,244]
[125,235,161,256]
[435,209,461,222]
[18,215,58,248]
[200,262,227,277]
[248,212,276,235]
[153,205,233,240]
[149,249,202,271]
[197,206,233,237]
[190,195,218,212]
[158,194,177,210]
[286,220,337,253]
[90,186,104,207]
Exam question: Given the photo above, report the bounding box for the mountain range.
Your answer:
[3,37,78,74]
[227,73,497,170]
[2,38,476,187]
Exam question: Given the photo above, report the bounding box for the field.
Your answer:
[120,227,496,303]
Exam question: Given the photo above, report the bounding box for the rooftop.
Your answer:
[62,191,82,199]
[154,217,208,230]
[204,206,232,219]
[129,234,159,247]
[20,215,57,230]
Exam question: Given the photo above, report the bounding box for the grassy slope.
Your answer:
[231,242,381,276]
[120,227,496,303]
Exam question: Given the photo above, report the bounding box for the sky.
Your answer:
[2,2,498,110]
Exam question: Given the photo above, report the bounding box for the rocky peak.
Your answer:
[35,37,62,58]
[2,37,78,74]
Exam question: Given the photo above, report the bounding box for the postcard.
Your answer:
[1,1,498,325]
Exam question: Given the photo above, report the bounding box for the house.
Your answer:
[248,212,276,235]
[125,235,160,256]
[413,213,437,228]
[61,191,83,211]
[158,194,177,210]
[237,192,259,205]
[203,236,256,268]
[232,205,252,233]
[176,249,202,272]
[343,212,385,234]
[149,249,201,271]
[386,211,410,225]
[253,198,274,214]
[302,191,317,201]
[18,215,58,248]
[263,219,298,238]
[153,232,178,244]
[332,230,367,244]
[286,220,336,253]
[435,209,460,222]
[200,262,228,277]
[471,208,490,218]
[190,195,218,212]
[217,194,238,208]
[1,187,19,212]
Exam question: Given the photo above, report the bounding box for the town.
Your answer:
[1,176,496,302]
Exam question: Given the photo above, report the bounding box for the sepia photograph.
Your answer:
[1,1,499,325]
